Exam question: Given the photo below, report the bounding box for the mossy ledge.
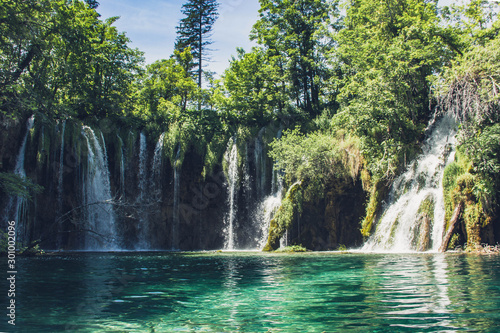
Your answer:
[263,181,303,252]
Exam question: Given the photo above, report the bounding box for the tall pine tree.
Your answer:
[175,0,219,88]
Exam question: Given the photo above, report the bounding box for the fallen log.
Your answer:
[439,202,463,252]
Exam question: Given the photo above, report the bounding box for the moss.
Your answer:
[202,134,227,178]
[443,161,464,222]
[336,244,347,252]
[448,233,461,250]
[263,181,303,251]
[360,180,388,237]
[464,201,486,248]
[274,244,307,252]
[414,195,434,251]
[418,195,435,216]
[442,151,493,248]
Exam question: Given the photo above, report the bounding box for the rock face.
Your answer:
[1,118,367,251]
[287,179,366,251]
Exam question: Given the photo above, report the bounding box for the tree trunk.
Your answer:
[439,202,463,252]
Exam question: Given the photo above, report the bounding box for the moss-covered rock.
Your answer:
[360,180,388,237]
[263,181,303,251]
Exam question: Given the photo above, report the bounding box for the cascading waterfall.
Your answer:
[256,181,283,250]
[172,145,181,250]
[152,132,165,192]
[81,126,118,250]
[137,132,150,249]
[255,127,285,250]
[117,135,125,198]
[58,120,66,210]
[3,115,35,245]
[138,132,148,201]
[362,115,457,252]
[254,128,266,198]
[224,138,239,250]
[57,120,66,247]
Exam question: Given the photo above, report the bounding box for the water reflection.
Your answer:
[12,253,500,332]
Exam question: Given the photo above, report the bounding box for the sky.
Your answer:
[98,0,261,77]
[98,0,457,77]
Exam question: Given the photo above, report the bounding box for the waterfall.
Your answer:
[254,127,266,198]
[58,120,66,210]
[362,115,457,252]
[57,120,66,247]
[172,145,181,250]
[224,138,239,250]
[81,126,118,250]
[136,132,150,249]
[256,186,282,249]
[152,133,165,189]
[138,132,148,202]
[254,127,285,250]
[117,135,125,198]
[3,115,35,245]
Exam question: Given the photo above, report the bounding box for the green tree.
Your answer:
[85,0,99,9]
[441,0,500,47]
[0,0,143,120]
[135,49,198,126]
[175,0,219,88]
[332,0,456,180]
[0,0,55,117]
[251,0,337,118]
[215,47,286,126]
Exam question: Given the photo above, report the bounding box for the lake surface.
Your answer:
[4,252,500,332]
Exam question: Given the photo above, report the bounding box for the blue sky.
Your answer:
[98,0,457,77]
[98,0,260,76]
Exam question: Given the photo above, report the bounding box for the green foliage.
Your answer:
[269,129,362,200]
[0,0,144,120]
[0,230,44,256]
[133,50,198,131]
[263,181,303,251]
[336,244,347,252]
[437,36,500,128]
[175,0,219,87]
[215,48,277,126]
[360,181,386,237]
[251,0,338,118]
[448,233,461,250]
[275,244,307,252]
[438,31,500,244]
[442,151,492,248]
[440,0,499,47]
[333,0,455,181]
[0,173,43,199]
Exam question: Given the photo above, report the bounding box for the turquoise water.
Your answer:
[5,252,500,332]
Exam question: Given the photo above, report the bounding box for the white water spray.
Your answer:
[172,145,181,250]
[152,132,165,189]
[136,132,151,249]
[4,115,35,245]
[82,126,118,250]
[224,138,239,250]
[362,115,457,252]
[117,135,126,198]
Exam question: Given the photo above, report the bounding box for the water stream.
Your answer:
[4,115,35,245]
[224,138,239,250]
[172,145,181,250]
[362,115,457,252]
[81,126,118,250]
[137,132,150,249]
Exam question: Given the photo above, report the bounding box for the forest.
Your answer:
[1,0,499,253]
